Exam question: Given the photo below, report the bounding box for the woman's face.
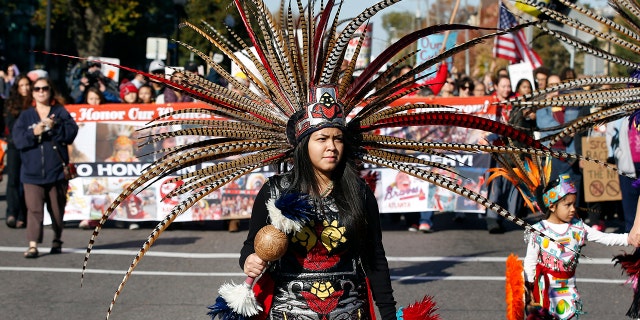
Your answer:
[86,91,101,105]
[458,83,471,97]
[307,127,344,180]
[17,78,30,97]
[473,83,486,96]
[495,78,512,101]
[138,87,153,103]
[32,79,51,105]
[517,80,532,95]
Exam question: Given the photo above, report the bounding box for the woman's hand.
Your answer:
[243,253,268,278]
[41,117,54,130]
[629,225,640,247]
[33,122,47,136]
[630,199,640,247]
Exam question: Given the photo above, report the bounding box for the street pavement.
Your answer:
[0,174,635,319]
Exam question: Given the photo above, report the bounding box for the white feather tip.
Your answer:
[267,198,302,234]
[218,281,263,316]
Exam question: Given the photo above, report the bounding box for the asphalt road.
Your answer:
[0,175,635,319]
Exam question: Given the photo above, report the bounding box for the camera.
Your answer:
[85,69,104,88]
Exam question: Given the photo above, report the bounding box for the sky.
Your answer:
[261,0,611,57]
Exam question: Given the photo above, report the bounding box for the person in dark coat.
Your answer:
[13,77,79,258]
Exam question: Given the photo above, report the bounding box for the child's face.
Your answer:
[548,194,577,224]
[123,92,138,103]
[138,87,152,103]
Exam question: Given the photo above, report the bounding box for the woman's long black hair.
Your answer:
[4,74,32,118]
[288,130,369,261]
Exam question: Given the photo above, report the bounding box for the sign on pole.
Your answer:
[146,37,168,60]
[582,137,622,202]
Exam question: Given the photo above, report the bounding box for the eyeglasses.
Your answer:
[446,81,455,85]
[33,86,50,92]
[460,86,470,90]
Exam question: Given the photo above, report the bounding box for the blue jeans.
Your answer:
[620,175,640,232]
[420,211,434,225]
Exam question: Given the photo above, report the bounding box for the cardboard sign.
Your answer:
[581,137,621,202]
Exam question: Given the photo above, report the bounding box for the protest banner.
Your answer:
[57,97,496,223]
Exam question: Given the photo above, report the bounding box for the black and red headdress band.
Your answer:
[286,86,346,145]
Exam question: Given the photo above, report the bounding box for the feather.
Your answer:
[207,296,249,320]
[105,164,264,319]
[397,295,441,320]
[320,0,402,84]
[267,193,313,233]
[505,254,525,320]
[613,248,640,318]
[218,281,263,317]
[361,112,545,151]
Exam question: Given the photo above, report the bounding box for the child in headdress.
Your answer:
[524,174,632,319]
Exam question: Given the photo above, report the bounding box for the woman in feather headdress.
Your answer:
[75,1,574,318]
[239,86,396,319]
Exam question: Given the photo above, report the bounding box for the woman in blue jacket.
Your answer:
[13,77,78,258]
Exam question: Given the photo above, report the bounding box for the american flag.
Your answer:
[493,3,543,69]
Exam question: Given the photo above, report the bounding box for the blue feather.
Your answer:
[275,193,313,224]
[206,296,249,320]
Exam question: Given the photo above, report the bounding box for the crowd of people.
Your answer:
[0,59,240,236]
[1,61,634,231]
[1,59,637,239]
[65,59,216,107]
[382,63,635,240]
[2,52,640,320]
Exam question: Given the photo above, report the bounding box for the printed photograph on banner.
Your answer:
[97,123,142,162]
[378,169,431,213]
[183,188,225,221]
[63,179,92,221]
[158,177,193,222]
[109,177,157,221]
[135,124,184,162]
[454,167,488,212]
[219,172,265,219]
[190,198,218,221]
[70,122,96,162]
[85,178,110,220]
[429,168,461,212]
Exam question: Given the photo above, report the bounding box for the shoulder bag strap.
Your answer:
[51,140,68,166]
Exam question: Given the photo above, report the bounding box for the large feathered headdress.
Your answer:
[71,0,622,318]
